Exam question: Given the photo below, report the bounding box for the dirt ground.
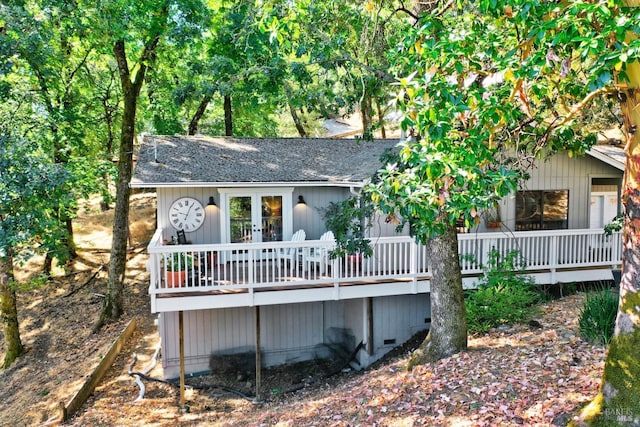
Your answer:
[0,192,157,426]
[0,193,608,426]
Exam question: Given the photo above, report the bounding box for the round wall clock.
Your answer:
[169,197,205,231]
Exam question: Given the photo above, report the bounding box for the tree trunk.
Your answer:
[224,95,232,136]
[375,97,386,138]
[188,92,212,135]
[590,43,640,422]
[42,253,53,276]
[288,101,307,137]
[99,36,158,327]
[100,85,135,324]
[408,221,467,369]
[360,91,373,137]
[100,93,116,211]
[1,250,23,368]
[65,217,77,259]
[583,7,640,422]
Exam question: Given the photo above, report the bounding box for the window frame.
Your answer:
[515,189,569,231]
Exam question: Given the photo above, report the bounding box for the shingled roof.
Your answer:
[131,135,399,188]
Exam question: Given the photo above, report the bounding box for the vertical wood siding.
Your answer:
[373,295,431,354]
[500,153,622,230]
[159,296,431,379]
[157,188,221,244]
[157,186,356,243]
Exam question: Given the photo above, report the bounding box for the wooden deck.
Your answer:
[147,228,622,312]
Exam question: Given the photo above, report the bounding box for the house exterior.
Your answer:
[132,135,624,380]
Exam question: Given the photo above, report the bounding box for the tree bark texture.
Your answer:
[594,56,640,423]
[288,101,307,138]
[360,91,373,136]
[224,95,232,136]
[375,97,386,138]
[101,35,159,325]
[408,221,467,369]
[188,92,212,135]
[1,251,24,368]
[589,9,640,421]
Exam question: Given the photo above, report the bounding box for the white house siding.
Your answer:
[499,152,622,231]
[159,295,431,379]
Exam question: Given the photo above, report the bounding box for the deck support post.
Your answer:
[179,310,185,408]
[255,305,261,402]
[366,297,374,355]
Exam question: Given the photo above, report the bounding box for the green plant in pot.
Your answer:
[165,252,193,287]
[320,196,374,260]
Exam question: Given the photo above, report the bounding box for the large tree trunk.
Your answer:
[583,7,640,422]
[1,251,23,368]
[224,95,232,136]
[188,92,212,135]
[100,90,117,212]
[591,44,640,423]
[98,36,158,327]
[408,221,467,369]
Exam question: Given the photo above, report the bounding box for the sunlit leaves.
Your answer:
[0,135,68,258]
[368,1,640,240]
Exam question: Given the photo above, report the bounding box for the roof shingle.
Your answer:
[132,135,399,187]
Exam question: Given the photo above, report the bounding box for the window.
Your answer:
[515,190,569,231]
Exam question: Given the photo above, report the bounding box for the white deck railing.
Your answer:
[147,228,622,297]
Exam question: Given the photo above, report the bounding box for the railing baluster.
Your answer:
[148,228,623,298]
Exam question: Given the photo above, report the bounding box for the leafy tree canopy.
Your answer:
[367,0,640,241]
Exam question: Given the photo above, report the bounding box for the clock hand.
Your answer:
[183,204,194,218]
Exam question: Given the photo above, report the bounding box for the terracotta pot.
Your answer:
[167,270,186,288]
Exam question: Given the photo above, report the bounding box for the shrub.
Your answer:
[319,196,374,258]
[579,286,618,345]
[466,250,543,334]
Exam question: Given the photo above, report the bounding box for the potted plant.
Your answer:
[165,252,193,288]
[485,203,503,229]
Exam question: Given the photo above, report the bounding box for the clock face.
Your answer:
[169,197,205,231]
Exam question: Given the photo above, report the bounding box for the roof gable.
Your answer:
[587,144,625,171]
[132,135,399,187]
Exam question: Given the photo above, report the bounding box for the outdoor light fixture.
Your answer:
[297,195,306,205]
[207,196,217,207]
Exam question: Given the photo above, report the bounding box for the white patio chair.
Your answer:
[305,231,335,275]
[277,229,306,275]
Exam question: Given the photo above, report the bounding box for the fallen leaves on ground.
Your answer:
[71,292,606,426]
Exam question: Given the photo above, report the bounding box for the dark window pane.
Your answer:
[542,190,568,229]
[516,191,542,230]
[515,190,568,231]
